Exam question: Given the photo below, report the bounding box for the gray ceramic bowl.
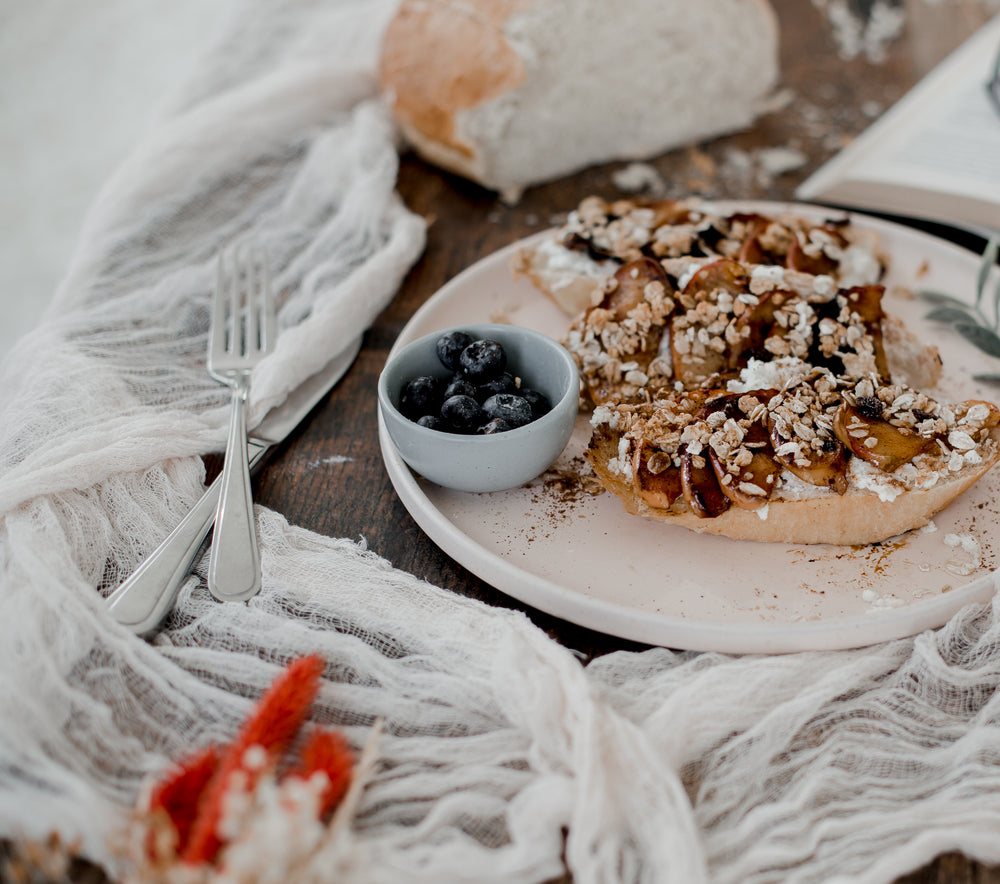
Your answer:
[378,323,579,492]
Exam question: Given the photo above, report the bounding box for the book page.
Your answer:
[798,14,1000,228]
[853,74,1000,202]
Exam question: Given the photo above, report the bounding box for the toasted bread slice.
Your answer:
[514,197,886,316]
[587,386,1000,545]
[564,255,941,409]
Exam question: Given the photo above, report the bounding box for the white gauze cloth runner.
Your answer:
[3,1,1000,882]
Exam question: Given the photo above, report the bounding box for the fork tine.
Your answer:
[229,247,243,356]
[211,252,229,364]
[210,243,276,370]
[245,247,259,357]
[260,252,276,352]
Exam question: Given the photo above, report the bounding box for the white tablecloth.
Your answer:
[3,1,1000,882]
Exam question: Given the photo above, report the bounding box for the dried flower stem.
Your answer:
[181,655,325,864]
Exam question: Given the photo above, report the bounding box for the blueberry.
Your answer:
[441,394,484,433]
[477,417,512,435]
[475,371,517,401]
[399,375,442,419]
[436,330,475,372]
[417,414,445,430]
[459,339,507,384]
[482,393,533,429]
[855,395,884,420]
[521,388,551,419]
[443,375,477,400]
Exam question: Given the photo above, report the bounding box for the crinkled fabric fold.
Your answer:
[3,1,1000,883]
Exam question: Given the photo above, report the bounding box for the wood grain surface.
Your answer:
[59,0,1000,881]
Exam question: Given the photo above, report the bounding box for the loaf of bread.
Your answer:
[378,0,780,202]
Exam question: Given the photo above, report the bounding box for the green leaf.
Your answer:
[916,289,975,309]
[954,321,1000,358]
[993,273,1000,330]
[973,372,1000,385]
[976,235,999,310]
[925,306,977,325]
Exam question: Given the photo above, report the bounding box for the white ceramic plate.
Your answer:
[378,202,1000,653]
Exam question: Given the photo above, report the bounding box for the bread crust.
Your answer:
[510,244,614,317]
[379,0,531,162]
[588,423,1000,545]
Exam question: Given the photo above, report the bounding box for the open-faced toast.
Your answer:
[587,374,1000,545]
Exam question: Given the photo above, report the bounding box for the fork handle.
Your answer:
[208,377,262,601]
[106,440,270,634]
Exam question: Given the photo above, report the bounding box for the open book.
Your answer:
[796,14,1000,236]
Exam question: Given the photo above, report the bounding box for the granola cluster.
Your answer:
[566,254,887,408]
[559,196,884,284]
[766,372,842,477]
[838,378,998,476]
[561,196,705,262]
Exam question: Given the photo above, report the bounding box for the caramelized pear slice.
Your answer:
[710,433,781,509]
[632,443,683,510]
[769,425,849,494]
[585,258,672,405]
[786,238,837,276]
[681,257,749,299]
[737,234,768,266]
[672,259,749,385]
[671,320,728,386]
[732,215,770,265]
[727,288,793,368]
[841,284,883,324]
[785,225,847,276]
[966,399,1000,428]
[681,447,731,518]
[703,394,782,510]
[833,402,935,472]
[644,198,699,229]
[601,257,671,318]
[842,285,890,380]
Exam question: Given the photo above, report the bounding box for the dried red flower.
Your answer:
[292,728,355,819]
[172,654,329,865]
[145,745,220,860]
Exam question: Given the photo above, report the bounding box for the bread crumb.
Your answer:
[756,146,808,186]
[307,455,354,468]
[756,87,797,116]
[944,532,982,576]
[811,0,907,63]
[611,162,666,196]
[861,100,883,118]
[862,587,905,611]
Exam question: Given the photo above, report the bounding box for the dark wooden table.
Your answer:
[252,3,1000,882]
[50,2,1000,882]
[251,5,1000,883]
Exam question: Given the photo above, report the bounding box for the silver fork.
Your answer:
[207,244,276,601]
